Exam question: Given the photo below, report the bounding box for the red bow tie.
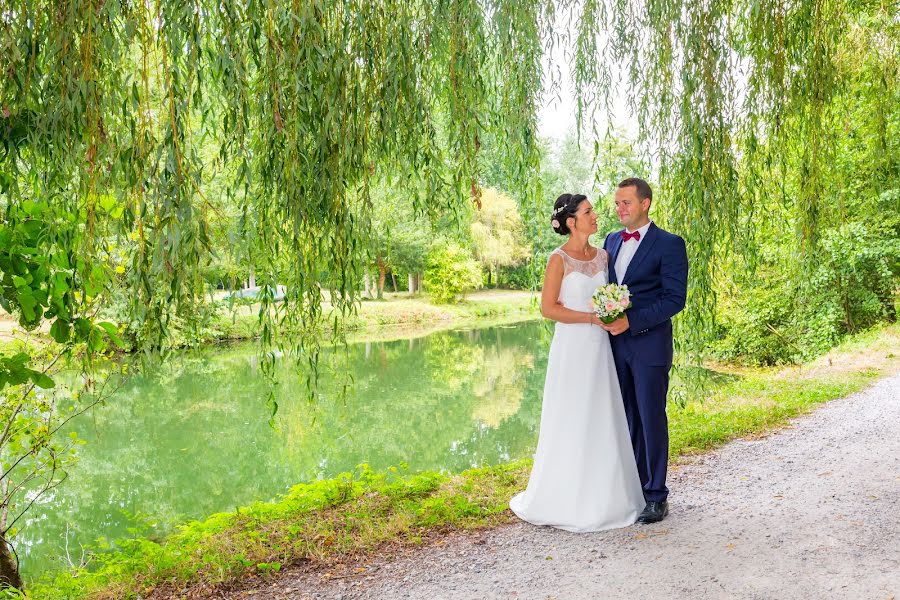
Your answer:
[622,231,641,242]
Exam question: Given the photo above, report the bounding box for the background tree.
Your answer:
[2,0,892,387]
[470,188,529,287]
[502,130,648,290]
[362,183,432,299]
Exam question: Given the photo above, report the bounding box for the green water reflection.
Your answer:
[24,320,552,574]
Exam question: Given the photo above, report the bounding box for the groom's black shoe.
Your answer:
[637,501,668,524]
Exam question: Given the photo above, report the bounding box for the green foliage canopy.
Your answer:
[570,0,899,345]
[1,0,897,367]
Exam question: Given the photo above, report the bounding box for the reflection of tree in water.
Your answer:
[423,330,486,393]
[25,322,551,576]
[453,324,553,465]
[470,342,534,428]
[278,328,491,476]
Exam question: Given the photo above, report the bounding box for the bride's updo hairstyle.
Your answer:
[550,193,587,235]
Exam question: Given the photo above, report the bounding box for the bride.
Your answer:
[510,193,645,532]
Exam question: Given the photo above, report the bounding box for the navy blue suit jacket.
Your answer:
[603,223,688,367]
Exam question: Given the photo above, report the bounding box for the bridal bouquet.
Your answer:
[592,284,632,324]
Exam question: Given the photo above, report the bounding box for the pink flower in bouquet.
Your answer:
[605,301,617,311]
[619,298,629,308]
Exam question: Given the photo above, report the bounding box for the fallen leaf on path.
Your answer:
[725,543,736,552]
[817,471,832,476]
[773,495,784,499]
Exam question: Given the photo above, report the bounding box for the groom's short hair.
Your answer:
[618,177,652,204]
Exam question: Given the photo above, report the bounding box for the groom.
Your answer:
[601,178,688,524]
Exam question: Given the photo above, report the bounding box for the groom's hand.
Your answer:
[601,315,630,335]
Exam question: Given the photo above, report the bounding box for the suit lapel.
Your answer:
[608,232,624,284]
[622,222,659,285]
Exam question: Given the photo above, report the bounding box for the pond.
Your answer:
[22,319,554,575]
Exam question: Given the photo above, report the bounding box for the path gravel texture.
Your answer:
[227,373,900,600]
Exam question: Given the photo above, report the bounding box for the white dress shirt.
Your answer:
[614,220,653,282]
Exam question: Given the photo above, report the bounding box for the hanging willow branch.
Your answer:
[1,0,897,402]
[569,0,897,348]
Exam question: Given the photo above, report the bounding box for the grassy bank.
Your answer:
[29,325,900,599]
[0,290,540,354]
[209,289,541,344]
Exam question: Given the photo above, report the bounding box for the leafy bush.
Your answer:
[497,260,541,290]
[711,276,802,365]
[711,215,899,365]
[423,242,482,304]
[808,218,899,331]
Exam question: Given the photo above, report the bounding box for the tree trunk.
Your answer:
[390,271,398,293]
[884,292,897,322]
[376,261,387,300]
[838,275,855,332]
[248,269,256,289]
[0,480,23,590]
[408,273,415,295]
[364,273,372,298]
[0,536,22,591]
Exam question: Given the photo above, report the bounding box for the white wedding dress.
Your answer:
[510,247,645,532]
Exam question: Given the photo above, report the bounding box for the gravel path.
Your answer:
[228,373,900,600]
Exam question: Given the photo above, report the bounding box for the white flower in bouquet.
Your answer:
[591,283,632,324]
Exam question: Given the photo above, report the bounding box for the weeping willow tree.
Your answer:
[2,0,896,379]
[572,0,899,344]
[0,0,898,589]
[0,0,551,403]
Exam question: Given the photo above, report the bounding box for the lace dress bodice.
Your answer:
[551,247,609,313]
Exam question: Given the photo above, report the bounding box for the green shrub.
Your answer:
[423,242,482,304]
[712,215,899,365]
[497,260,541,290]
[711,277,802,365]
[807,218,899,332]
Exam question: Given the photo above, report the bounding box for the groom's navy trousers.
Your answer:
[604,223,688,503]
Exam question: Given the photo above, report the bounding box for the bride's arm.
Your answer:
[541,254,603,325]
